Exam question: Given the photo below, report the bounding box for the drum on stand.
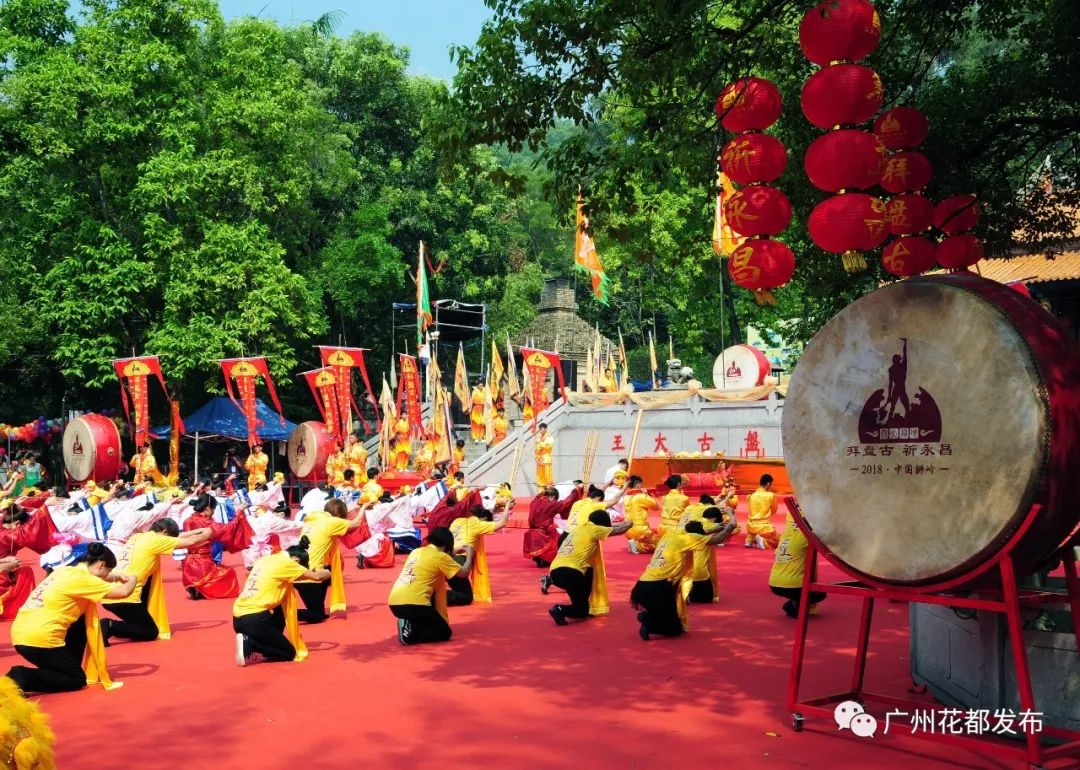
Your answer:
[63,414,123,483]
[783,273,1080,590]
[287,421,336,482]
[713,344,771,390]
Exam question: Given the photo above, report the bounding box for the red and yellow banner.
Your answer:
[318,346,377,434]
[112,355,178,448]
[220,357,285,446]
[519,347,567,424]
[395,354,423,437]
[301,367,342,447]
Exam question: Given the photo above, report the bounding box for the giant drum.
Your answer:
[783,274,1080,590]
[287,421,336,482]
[63,414,123,483]
[713,344,771,390]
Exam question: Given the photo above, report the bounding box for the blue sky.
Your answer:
[217,0,493,80]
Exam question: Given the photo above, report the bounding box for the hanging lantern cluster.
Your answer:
[715,77,795,304]
[800,0,888,273]
[934,194,983,269]
[875,106,937,277]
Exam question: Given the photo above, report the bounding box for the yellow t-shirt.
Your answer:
[387,545,461,606]
[299,511,351,572]
[109,532,179,604]
[11,565,114,648]
[678,502,707,528]
[769,516,810,588]
[449,516,499,549]
[550,521,612,573]
[233,551,309,617]
[625,492,659,525]
[246,453,269,484]
[749,488,778,523]
[566,499,607,531]
[640,531,711,583]
[661,490,690,530]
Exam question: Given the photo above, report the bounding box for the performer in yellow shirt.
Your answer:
[245,444,269,487]
[393,415,411,471]
[233,539,330,666]
[685,507,727,604]
[746,473,780,549]
[769,513,826,618]
[295,498,368,623]
[546,511,631,626]
[631,517,735,639]
[564,486,620,532]
[325,449,347,487]
[414,438,435,477]
[623,475,659,554]
[491,410,508,446]
[470,385,486,441]
[129,445,165,487]
[450,439,466,476]
[8,543,137,693]
[360,469,383,505]
[659,475,689,537]
[534,422,554,488]
[345,434,369,484]
[101,519,213,644]
[447,504,509,604]
[388,528,474,645]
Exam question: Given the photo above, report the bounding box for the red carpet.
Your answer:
[3,509,1014,770]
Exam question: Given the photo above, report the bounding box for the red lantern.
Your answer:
[880,150,933,194]
[933,194,981,234]
[723,185,792,237]
[936,233,984,270]
[799,0,882,66]
[728,238,796,303]
[882,236,937,277]
[874,106,929,150]
[808,193,890,270]
[804,129,887,192]
[720,133,787,185]
[801,64,883,128]
[715,78,782,133]
[887,193,934,235]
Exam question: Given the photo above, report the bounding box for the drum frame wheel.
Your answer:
[785,500,1080,770]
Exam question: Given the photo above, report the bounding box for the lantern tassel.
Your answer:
[841,250,868,273]
[754,289,777,306]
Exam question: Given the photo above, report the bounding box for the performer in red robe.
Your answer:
[523,484,584,568]
[426,488,482,531]
[0,503,57,620]
[182,495,255,600]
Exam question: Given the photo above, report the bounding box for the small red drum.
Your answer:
[287,421,336,482]
[783,274,1080,590]
[63,414,122,483]
[713,344,771,390]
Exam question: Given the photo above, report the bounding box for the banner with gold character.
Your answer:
[318,346,377,435]
[112,355,179,448]
[519,347,567,423]
[396,354,423,436]
[220,357,285,446]
[301,367,342,447]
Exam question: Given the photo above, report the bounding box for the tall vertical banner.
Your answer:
[519,348,567,422]
[220,357,285,446]
[574,194,608,304]
[301,368,342,447]
[453,344,470,411]
[396,354,423,436]
[319,346,377,434]
[416,242,433,348]
[432,386,453,466]
[504,333,519,400]
[489,337,504,397]
[378,377,395,470]
[113,356,178,448]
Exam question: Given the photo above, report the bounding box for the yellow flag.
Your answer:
[433,386,453,465]
[378,377,395,469]
[713,171,745,258]
[490,338,504,395]
[453,344,470,412]
[584,345,595,391]
[483,383,495,443]
[649,332,659,389]
[618,329,629,385]
[504,333,519,399]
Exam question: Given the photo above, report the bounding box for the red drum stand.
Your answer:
[785,513,1080,770]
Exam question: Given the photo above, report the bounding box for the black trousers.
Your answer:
[770,586,827,612]
[550,567,593,619]
[295,581,329,624]
[631,580,684,637]
[8,619,88,693]
[103,578,158,642]
[688,580,714,604]
[233,607,295,662]
[390,603,452,645]
[447,575,473,606]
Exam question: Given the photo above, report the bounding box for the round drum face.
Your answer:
[713,344,771,390]
[64,418,98,482]
[783,279,1047,584]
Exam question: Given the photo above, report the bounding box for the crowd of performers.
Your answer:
[0,429,811,694]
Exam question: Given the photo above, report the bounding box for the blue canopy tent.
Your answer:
[153,397,296,480]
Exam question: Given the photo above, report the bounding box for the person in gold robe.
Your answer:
[469,385,486,441]
[344,434,369,485]
[245,444,269,488]
[325,449,347,487]
[414,438,435,477]
[129,445,165,487]
[534,423,554,488]
[623,475,659,554]
[450,439,466,476]
[491,410,508,447]
[393,416,411,471]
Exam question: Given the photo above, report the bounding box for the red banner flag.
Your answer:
[112,355,180,448]
[301,368,341,447]
[318,346,377,434]
[220,357,286,446]
[519,347,567,424]
[395,354,423,436]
